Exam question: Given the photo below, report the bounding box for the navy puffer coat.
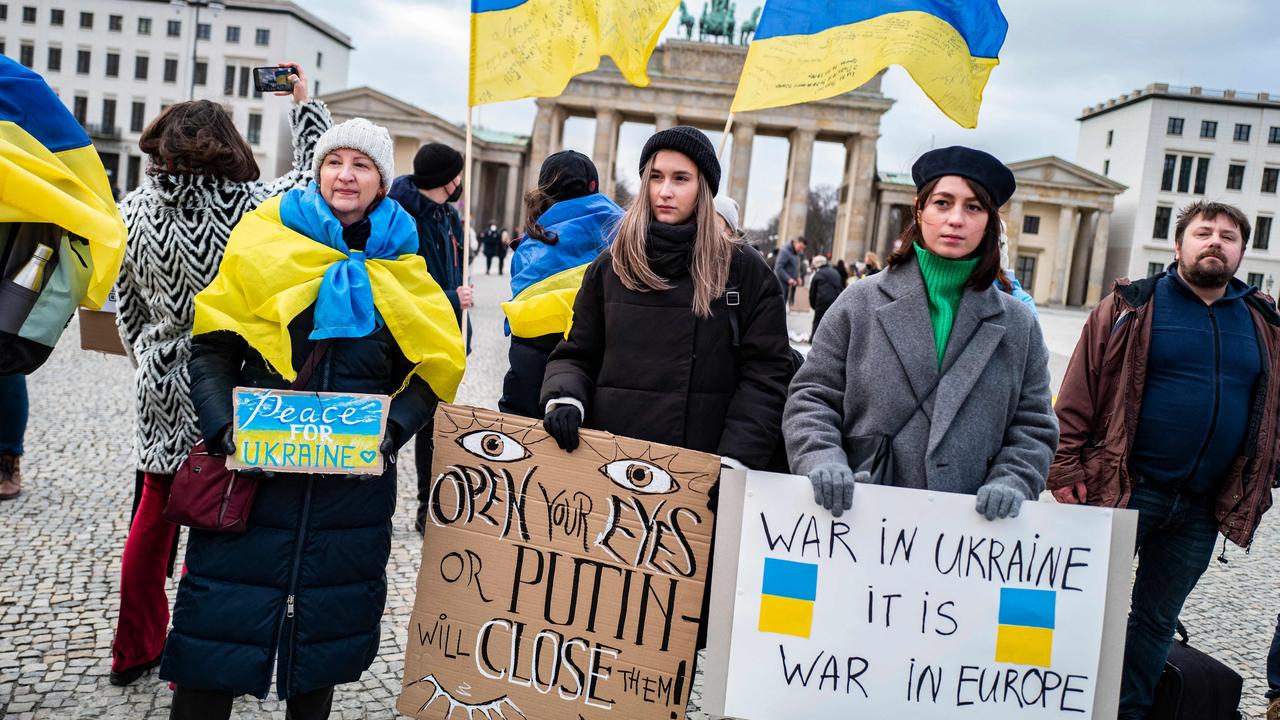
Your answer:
[162,305,437,699]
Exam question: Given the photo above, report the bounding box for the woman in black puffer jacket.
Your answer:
[163,119,464,719]
[541,126,792,479]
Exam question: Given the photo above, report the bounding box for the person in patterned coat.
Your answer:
[107,63,331,688]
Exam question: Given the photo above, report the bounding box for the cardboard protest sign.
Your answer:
[703,471,1138,719]
[398,404,720,720]
[225,387,389,475]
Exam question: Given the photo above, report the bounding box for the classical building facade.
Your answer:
[527,40,893,260]
[0,0,352,191]
[323,87,529,231]
[1077,83,1280,292]
[872,157,1126,306]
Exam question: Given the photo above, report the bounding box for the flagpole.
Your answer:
[717,112,735,159]
[462,106,474,333]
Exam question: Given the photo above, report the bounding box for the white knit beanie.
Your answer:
[312,118,395,189]
[714,195,741,234]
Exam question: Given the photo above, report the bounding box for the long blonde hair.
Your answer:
[611,159,736,318]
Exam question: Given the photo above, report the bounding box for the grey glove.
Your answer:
[809,464,867,518]
[975,483,1025,521]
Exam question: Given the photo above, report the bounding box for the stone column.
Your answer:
[842,133,878,261]
[1086,211,1111,305]
[504,161,522,229]
[527,102,556,192]
[654,112,678,131]
[1005,200,1025,264]
[874,201,894,259]
[728,120,756,220]
[1050,206,1079,305]
[778,128,816,247]
[592,109,621,198]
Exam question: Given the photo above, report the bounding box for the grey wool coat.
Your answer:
[784,255,1057,499]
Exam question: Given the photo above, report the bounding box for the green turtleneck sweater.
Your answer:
[915,243,979,366]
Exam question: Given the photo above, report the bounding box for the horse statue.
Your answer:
[739,6,761,44]
[699,0,736,44]
[677,1,696,40]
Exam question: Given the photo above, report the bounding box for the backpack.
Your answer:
[0,223,93,374]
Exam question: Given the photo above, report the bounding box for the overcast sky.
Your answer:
[301,0,1279,228]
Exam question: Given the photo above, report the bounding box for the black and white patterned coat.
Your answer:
[114,100,333,474]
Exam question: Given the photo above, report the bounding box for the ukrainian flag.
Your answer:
[502,193,621,339]
[758,557,818,639]
[995,587,1056,667]
[469,0,680,106]
[0,56,126,308]
[731,0,1008,128]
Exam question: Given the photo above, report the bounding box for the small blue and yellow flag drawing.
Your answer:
[0,56,126,308]
[758,557,818,638]
[469,0,680,106]
[731,0,1008,128]
[995,587,1056,667]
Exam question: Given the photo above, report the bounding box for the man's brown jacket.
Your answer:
[1050,273,1280,547]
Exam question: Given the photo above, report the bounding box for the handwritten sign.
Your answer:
[226,387,389,475]
[702,471,1138,719]
[397,405,719,720]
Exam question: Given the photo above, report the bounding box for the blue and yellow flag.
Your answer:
[469,0,680,106]
[0,56,126,308]
[731,0,1008,128]
[194,196,467,403]
[502,193,622,338]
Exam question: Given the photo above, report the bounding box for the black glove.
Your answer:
[543,405,581,452]
[215,425,236,456]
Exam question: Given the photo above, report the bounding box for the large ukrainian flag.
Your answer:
[469,0,680,106]
[0,56,126,308]
[731,0,1008,128]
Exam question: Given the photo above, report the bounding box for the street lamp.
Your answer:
[171,0,224,101]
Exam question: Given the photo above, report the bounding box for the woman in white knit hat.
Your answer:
[160,118,465,719]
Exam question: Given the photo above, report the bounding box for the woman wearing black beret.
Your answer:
[784,145,1058,521]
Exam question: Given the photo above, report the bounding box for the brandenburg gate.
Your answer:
[526,39,894,260]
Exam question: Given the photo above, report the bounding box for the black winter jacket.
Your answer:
[809,265,844,333]
[541,246,792,468]
[388,176,465,321]
[163,305,437,699]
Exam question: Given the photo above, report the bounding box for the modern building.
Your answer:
[1077,83,1280,293]
[0,0,351,192]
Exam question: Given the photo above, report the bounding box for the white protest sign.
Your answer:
[704,471,1137,719]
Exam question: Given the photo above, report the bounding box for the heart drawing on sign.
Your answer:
[360,450,377,464]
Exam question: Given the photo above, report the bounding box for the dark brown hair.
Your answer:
[887,176,1009,291]
[138,100,260,182]
[521,185,559,245]
[1175,200,1252,247]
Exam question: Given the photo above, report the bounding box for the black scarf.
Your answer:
[646,220,697,280]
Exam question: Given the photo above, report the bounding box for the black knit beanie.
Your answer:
[639,126,720,196]
[412,142,465,190]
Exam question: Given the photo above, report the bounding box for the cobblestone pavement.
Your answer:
[2,271,1277,718]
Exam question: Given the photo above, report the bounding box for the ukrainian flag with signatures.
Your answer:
[469,0,679,106]
[731,0,1008,128]
[0,56,125,309]
[501,193,622,339]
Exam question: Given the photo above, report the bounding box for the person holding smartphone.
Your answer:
[108,61,329,688]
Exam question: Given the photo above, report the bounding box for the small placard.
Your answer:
[226,387,390,475]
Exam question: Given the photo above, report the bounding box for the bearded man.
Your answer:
[1050,200,1280,719]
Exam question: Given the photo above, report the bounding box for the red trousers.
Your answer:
[111,472,178,672]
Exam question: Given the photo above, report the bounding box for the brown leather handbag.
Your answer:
[164,341,330,534]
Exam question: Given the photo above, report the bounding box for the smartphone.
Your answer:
[252,66,295,93]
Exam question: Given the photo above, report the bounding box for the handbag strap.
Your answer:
[889,320,984,437]
[290,339,331,391]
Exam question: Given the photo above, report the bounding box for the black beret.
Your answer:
[412,142,464,190]
[911,146,1016,207]
[539,150,599,203]
[639,126,721,197]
